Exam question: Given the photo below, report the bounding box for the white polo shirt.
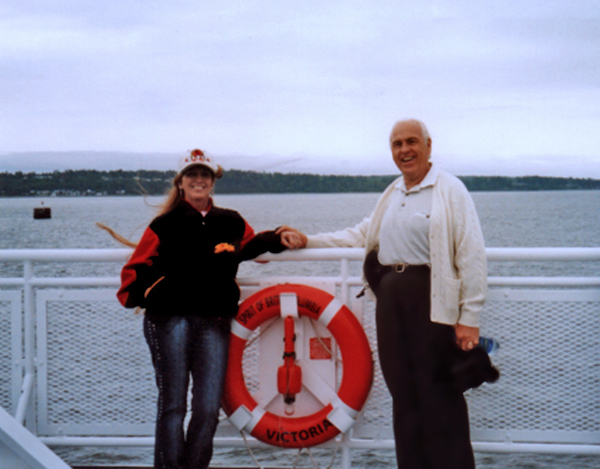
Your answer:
[378,165,437,265]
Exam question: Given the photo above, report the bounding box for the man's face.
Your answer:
[390,121,432,186]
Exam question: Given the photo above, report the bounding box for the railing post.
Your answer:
[340,258,350,306]
[340,429,352,469]
[339,256,353,469]
[15,260,36,430]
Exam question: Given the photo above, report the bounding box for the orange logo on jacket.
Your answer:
[214,243,235,254]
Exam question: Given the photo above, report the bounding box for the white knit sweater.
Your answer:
[306,165,487,327]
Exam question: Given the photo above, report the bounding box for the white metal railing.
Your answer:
[2,247,600,288]
[1,247,600,467]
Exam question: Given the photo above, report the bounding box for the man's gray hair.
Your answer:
[389,119,431,145]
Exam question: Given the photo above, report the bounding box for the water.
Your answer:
[2,191,598,279]
[3,190,599,248]
[1,191,600,468]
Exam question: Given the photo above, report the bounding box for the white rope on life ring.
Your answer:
[222,283,373,448]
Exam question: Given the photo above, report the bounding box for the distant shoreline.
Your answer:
[1,169,600,196]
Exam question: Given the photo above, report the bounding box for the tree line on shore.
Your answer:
[1,169,599,197]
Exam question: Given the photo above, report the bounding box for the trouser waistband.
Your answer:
[384,262,431,274]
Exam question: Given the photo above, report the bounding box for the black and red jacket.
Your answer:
[117,200,285,318]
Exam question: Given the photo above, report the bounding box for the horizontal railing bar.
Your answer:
[0,278,25,286]
[488,277,600,286]
[0,277,362,288]
[39,436,342,449]
[41,437,154,447]
[0,248,365,262]
[2,276,599,288]
[1,247,600,263]
[237,276,356,286]
[486,247,600,261]
[0,249,130,262]
[348,439,600,455]
[29,278,122,287]
[39,436,600,455]
[472,442,600,455]
[0,278,123,287]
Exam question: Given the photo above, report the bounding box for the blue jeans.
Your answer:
[144,315,230,469]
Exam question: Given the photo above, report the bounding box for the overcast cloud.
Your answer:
[1,1,599,176]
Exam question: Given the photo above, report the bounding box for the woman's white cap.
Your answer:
[178,149,220,176]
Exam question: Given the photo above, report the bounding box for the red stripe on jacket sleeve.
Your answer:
[117,227,160,307]
[239,218,256,250]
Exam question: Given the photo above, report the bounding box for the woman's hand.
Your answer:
[454,324,480,351]
[276,225,308,250]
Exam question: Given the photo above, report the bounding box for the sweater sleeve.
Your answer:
[306,217,371,248]
[117,227,162,308]
[452,183,488,327]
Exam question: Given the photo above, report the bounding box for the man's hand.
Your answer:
[454,324,479,351]
[276,225,308,250]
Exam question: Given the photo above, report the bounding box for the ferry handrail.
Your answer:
[1,247,600,290]
[485,247,600,261]
[1,246,600,262]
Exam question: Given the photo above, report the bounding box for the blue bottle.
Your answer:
[478,336,499,355]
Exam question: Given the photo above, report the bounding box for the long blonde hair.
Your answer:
[156,172,185,217]
[98,163,224,245]
[95,176,185,247]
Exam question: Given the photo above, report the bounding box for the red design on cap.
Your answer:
[189,149,209,163]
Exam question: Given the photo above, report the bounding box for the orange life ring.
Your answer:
[222,284,373,448]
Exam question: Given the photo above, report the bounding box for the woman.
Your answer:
[117,149,290,469]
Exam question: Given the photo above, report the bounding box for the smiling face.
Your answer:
[390,120,432,189]
[178,165,215,210]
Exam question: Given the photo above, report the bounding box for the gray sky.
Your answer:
[1,1,599,176]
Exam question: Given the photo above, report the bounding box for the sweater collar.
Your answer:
[394,162,439,193]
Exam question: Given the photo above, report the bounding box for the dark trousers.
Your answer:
[144,315,230,469]
[375,266,475,469]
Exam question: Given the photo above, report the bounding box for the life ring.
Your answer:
[222,284,373,448]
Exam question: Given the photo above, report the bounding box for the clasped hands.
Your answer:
[276,225,307,250]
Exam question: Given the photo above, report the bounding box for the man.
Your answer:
[279,119,498,468]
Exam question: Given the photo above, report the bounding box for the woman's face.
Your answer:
[178,166,215,205]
